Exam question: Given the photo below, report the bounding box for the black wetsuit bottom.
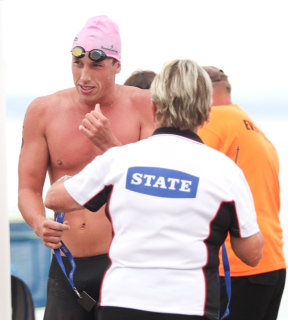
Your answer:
[220,269,286,320]
[44,254,110,320]
[98,307,209,320]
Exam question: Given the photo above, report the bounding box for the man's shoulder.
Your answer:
[39,87,75,101]
[115,85,153,115]
[28,88,75,107]
[200,105,244,134]
[211,104,246,116]
[25,88,76,119]
[119,84,151,100]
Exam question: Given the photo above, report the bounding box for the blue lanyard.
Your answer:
[218,147,239,319]
[54,212,81,298]
[220,243,231,319]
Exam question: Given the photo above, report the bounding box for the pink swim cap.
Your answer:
[72,15,121,61]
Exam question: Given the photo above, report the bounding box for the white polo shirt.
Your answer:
[64,128,259,319]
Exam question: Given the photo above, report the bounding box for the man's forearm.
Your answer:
[18,189,47,236]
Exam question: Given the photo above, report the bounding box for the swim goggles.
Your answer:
[71,46,107,62]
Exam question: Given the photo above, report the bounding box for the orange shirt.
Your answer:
[198,104,286,276]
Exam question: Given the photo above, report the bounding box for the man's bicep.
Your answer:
[18,107,49,191]
[19,142,49,190]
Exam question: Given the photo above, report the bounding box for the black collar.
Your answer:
[152,127,203,144]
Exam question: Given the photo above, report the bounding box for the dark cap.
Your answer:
[202,66,228,82]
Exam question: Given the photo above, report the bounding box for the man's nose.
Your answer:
[80,66,92,82]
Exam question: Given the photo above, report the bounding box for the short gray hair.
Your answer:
[151,59,212,130]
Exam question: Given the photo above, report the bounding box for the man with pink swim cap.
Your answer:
[72,15,121,62]
[18,15,155,320]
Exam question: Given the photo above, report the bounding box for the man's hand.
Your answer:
[79,103,121,151]
[36,218,70,249]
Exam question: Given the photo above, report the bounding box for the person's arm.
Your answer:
[227,167,264,267]
[45,151,112,214]
[230,232,264,267]
[45,176,83,213]
[18,99,69,249]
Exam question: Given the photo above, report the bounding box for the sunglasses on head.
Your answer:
[71,46,107,62]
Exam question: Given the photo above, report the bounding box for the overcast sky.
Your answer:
[2,0,288,113]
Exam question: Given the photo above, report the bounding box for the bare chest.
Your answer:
[46,107,141,176]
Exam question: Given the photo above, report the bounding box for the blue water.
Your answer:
[10,223,51,308]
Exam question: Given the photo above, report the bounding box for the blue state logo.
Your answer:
[126,166,199,198]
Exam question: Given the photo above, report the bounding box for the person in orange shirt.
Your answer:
[198,66,286,320]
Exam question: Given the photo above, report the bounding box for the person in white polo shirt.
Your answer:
[45,59,264,320]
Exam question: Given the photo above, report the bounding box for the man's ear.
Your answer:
[115,61,121,74]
